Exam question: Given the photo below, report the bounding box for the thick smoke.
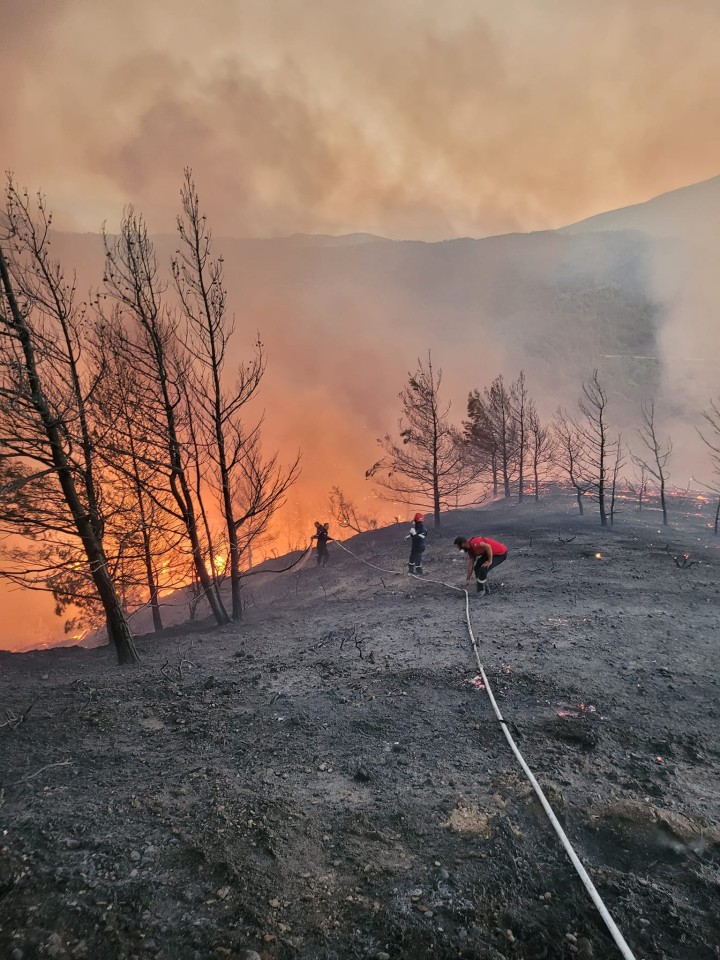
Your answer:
[2,0,720,237]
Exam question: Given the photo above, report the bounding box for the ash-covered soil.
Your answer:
[1,499,719,960]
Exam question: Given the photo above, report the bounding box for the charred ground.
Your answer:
[1,498,719,960]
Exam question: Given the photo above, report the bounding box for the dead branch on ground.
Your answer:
[663,544,699,569]
[0,699,36,731]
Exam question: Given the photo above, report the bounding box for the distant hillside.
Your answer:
[7,179,719,649]
[560,175,720,241]
[44,176,720,544]
[56,225,663,417]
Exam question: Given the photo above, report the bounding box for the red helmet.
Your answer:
[414,513,424,522]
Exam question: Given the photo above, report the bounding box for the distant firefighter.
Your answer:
[311,522,333,566]
[454,535,508,595]
[405,513,427,574]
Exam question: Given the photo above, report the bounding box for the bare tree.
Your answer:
[102,208,230,626]
[0,180,139,663]
[487,375,516,498]
[463,389,499,494]
[627,461,650,512]
[698,398,720,535]
[172,171,299,619]
[554,409,591,515]
[633,400,672,526]
[609,434,625,527]
[93,320,191,633]
[576,370,616,527]
[511,371,530,502]
[528,406,556,501]
[329,486,378,534]
[368,353,477,528]
[230,424,301,567]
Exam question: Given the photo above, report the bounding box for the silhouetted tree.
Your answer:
[329,486,378,534]
[528,406,556,501]
[463,375,518,496]
[627,462,650,512]
[103,208,231,626]
[93,320,190,633]
[489,375,516,498]
[0,179,139,663]
[609,434,625,527]
[633,400,672,526]
[576,370,616,527]
[368,353,477,528]
[463,389,499,494]
[512,371,530,502]
[698,398,720,535]
[553,409,591,515]
[172,171,298,619]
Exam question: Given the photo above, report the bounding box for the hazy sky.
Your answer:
[3,0,720,239]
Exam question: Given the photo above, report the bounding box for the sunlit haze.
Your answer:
[3,0,720,237]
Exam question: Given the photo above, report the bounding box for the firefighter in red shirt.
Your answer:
[454,536,508,595]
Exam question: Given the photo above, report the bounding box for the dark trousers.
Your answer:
[316,544,328,566]
[474,552,507,583]
[409,545,424,568]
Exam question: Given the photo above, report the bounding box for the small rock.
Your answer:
[65,838,81,850]
[577,937,594,959]
[47,933,64,958]
[493,793,506,809]
[130,850,141,862]
[566,932,577,943]
[237,952,261,960]
[140,938,157,952]
[269,898,281,909]
[375,953,390,960]
[11,949,24,960]
[438,867,450,881]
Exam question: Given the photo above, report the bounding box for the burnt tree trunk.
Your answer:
[1,246,139,664]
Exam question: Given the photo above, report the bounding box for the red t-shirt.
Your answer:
[467,537,507,557]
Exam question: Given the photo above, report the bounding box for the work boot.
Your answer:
[416,566,424,575]
[476,580,486,595]
[408,563,414,574]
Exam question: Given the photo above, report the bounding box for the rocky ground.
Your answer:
[1,496,719,960]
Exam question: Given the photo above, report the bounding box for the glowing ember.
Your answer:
[595,552,602,559]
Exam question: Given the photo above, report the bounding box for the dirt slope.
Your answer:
[1,498,719,960]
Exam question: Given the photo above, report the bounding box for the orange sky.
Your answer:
[2,0,720,239]
[2,0,720,649]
